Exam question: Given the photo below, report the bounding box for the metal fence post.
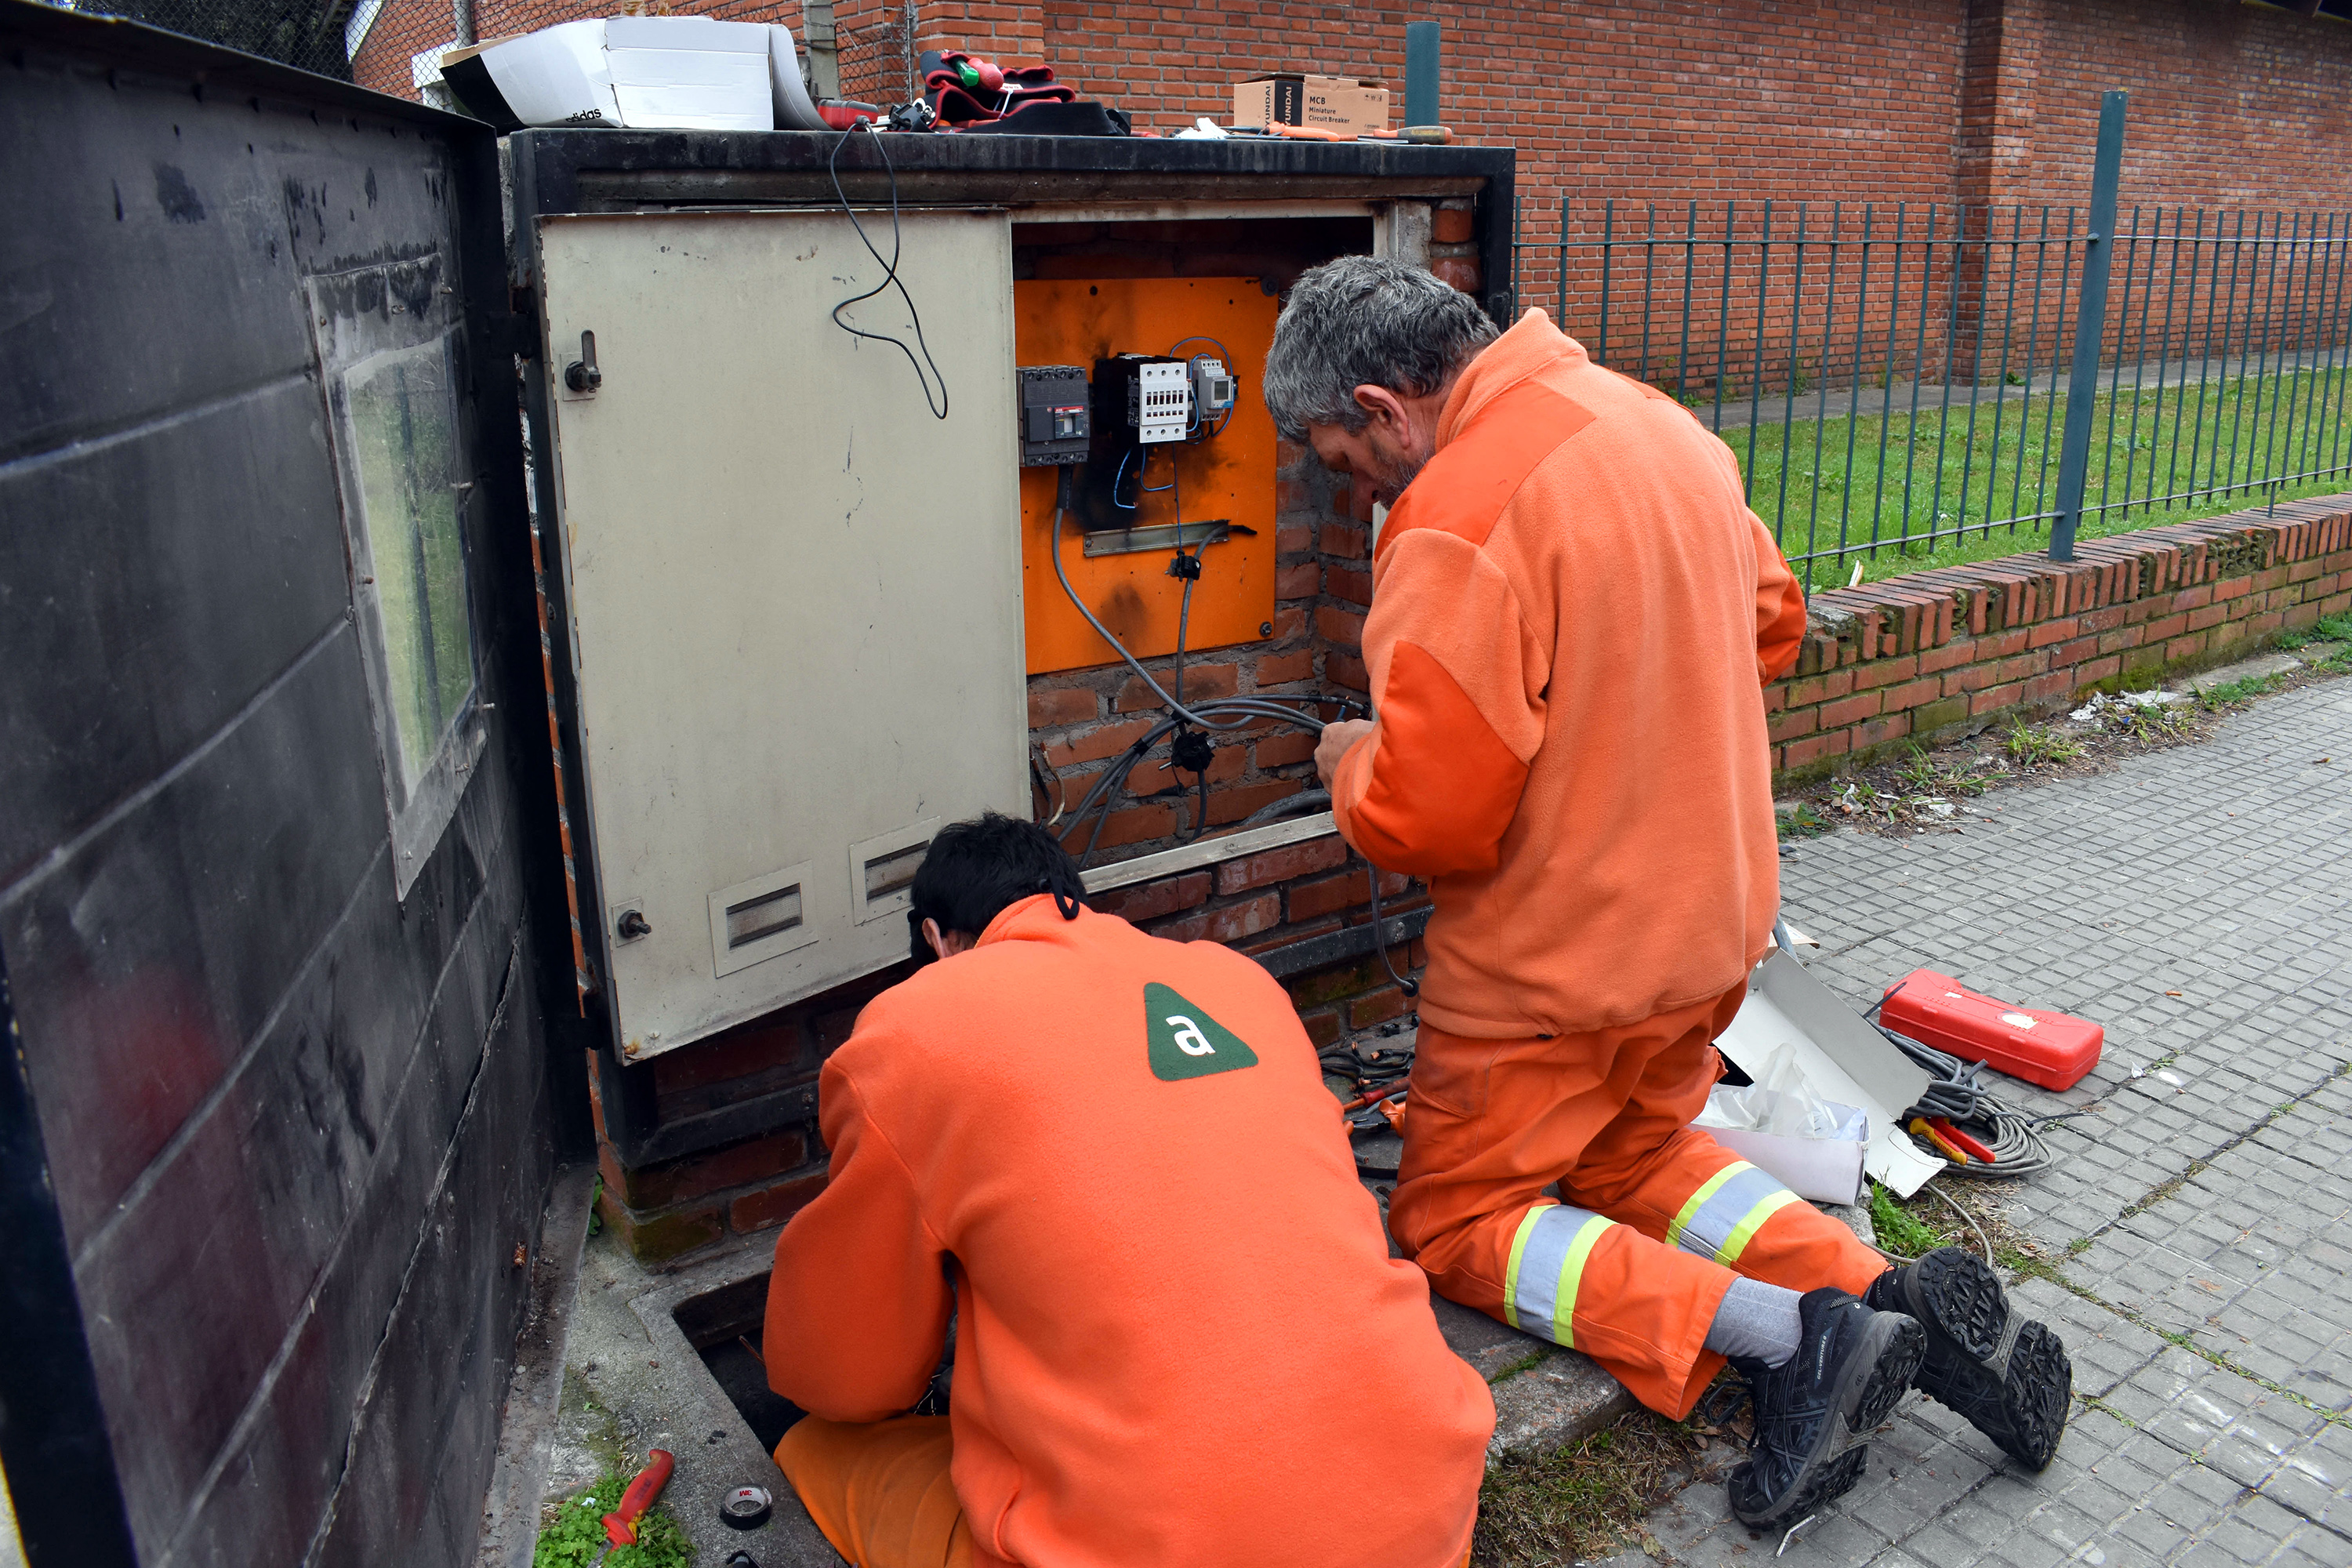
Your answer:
[2050,90,2129,561]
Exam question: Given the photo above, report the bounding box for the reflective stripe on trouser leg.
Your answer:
[1501,1203,1615,1348]
[1665,1161,1803,1266]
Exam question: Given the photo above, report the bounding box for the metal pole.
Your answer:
[2050,89,2128,562]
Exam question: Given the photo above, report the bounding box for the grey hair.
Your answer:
[1261,256,1500,442]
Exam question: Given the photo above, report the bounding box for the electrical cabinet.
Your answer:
[536,209,1028,1060]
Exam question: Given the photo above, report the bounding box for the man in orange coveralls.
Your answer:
[1264,257,2071,1526]
[763,812,1494,1568]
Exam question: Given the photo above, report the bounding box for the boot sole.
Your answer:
[1901,1248,2072,1470]
[1731,1311,1926,1527]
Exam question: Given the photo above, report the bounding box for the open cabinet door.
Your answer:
[0,5,569,1566]
[526,208,1028,1065]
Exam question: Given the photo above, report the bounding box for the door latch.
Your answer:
[564,329,602,394]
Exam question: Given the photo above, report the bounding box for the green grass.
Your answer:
[2278,612,2352,649]
[1869,1179,1946,1258]
[533,1472,691,1568]
[2002,722,2085,768]
[1730,368,2352,588]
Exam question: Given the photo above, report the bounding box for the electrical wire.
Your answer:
[826,124,949,420]
[1875,1021,2057,1179]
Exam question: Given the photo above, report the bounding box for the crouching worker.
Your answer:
[1264,257,2073,1526]
[763,813,1494,1568]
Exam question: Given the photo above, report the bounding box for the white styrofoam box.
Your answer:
[603,15,772,131]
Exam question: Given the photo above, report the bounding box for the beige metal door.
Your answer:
[537,208,1025,1061]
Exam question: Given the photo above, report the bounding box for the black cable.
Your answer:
[1363,855,1421,997]
[1876,1022,2056,1178]
[826,124,949,419]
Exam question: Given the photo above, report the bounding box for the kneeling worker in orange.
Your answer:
[763,814,1494,1567]
[1264,258,2073,1526]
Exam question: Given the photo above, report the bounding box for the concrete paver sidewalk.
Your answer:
[1607,677,2352,1567]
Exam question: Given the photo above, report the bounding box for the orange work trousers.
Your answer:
[777,1415,975,1568]
[1388,983,1886,1420]
[777,1415,1475,1568]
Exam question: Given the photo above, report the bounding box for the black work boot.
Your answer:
[1726,1288,1926,1527]
[1869,1247,2071,1471]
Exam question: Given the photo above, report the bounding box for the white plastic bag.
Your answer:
[1691,1044,1869,1204]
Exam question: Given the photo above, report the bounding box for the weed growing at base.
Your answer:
[1475,1410,1710,1566]
[2002,723,2085,768]
[533,1474,691,1568]
[1869,1180,1945,1259]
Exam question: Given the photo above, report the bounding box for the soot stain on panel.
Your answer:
[153,163,206,223]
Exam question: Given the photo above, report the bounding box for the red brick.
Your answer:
[2074,654,2122,685]
[2215,576,2253,601]
[1780,731,1852,769]
[1768,707,1820,743]
[1300,1008,1344,1048]
[1882,677,1943,711]
[1326,563,1373,606]
[2027,615,2081,649]
[1316,604,1366,646]
[1919,637,1978,674]
[1272,605,1308,641]
[1117,663,1236,712]
[2142,612,2189,642]
[1091,803,1179,847]
[1328,651,1370,691]
[1970,681,2027,715]
[1819,691,1883,728]
[1276,524,1313,554]
[1217,836,1350,895]
[1321,522,1370,559]
[1853,713,1912,750]
[1045,717,1158,768]
[603,1196,724,1265]
[1152,891,1281,943]
[1276,561,1322,599]
[1255,651,1316,686]
[729,1173,828,1233]
[1091,871,1211,924]
[1349,985,1416,1029]
[651,1018,807,1100]
[1123,743,1246,796]
[1852,654,1920,691]
[1254,731,1319,768]
[1432,206,1475,244]
[1207,781,1305,826]
[1029,686,1098,728]
[2185,604,2227,633]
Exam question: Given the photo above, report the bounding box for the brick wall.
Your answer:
[1768,495,2352,781]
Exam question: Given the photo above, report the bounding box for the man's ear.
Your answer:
[922,917,950,961]
[1352,383,1414,439]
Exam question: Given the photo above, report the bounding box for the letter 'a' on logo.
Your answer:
[1144,982,1260,1081]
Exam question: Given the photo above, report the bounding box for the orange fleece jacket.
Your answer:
[764,897,1492,1568]
[1330,310,1806,1039]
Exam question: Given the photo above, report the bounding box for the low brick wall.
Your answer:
[1767,497,2352,781]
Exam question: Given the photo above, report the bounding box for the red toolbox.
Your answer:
[1878,969,2105,1091]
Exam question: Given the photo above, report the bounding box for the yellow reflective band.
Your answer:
[1713,1188,1804,1265]
[1549,1214,1613,1351]
[1668,1161,1755,1249]
[1501,1205,1548,1333]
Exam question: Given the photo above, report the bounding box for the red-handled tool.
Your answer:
[1929,1117,1999,1165]
[601,1450,674,1552]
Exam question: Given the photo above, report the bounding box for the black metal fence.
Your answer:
[1512,109,2352,591]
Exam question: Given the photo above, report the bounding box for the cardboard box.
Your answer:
[1232,73,1389,137]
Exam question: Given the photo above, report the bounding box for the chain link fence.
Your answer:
[48,0,836,104]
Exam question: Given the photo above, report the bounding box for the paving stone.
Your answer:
[1629,680,2352,1567]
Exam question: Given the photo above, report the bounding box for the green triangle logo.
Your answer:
[1145,982,1260,1081]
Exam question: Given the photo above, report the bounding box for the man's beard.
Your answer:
[1364,445,1428,506]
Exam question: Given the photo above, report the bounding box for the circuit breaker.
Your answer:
[1018,365,1091,466]
[1012,277,1279,674]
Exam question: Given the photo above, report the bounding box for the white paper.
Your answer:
[1717,949,1946,1198]
[1701,1125,1867,1206]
